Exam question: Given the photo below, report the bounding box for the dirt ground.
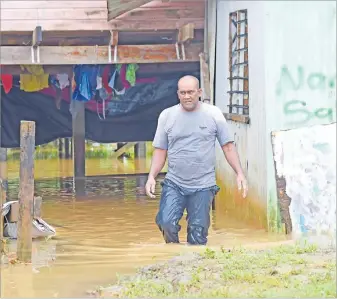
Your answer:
[94,242,336,298]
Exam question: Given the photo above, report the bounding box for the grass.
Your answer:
[99,242,336,298]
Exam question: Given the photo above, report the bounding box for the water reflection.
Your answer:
[1,157,286,298]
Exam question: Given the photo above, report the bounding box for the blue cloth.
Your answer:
[72,65,99,102]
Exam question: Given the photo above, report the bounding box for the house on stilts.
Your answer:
[1,0,335,238]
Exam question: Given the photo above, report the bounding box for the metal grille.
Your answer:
[228,9,249,115]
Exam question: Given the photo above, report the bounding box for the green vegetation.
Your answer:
[6,140,154,160]
[98,242,336,298]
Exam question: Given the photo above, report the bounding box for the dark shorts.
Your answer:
[155,178,220,245]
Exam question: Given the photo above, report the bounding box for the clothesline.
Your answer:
[0,63,158,120]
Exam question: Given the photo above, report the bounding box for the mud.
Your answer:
[96,243,336,298]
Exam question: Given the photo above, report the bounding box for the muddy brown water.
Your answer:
[1,158,288,298]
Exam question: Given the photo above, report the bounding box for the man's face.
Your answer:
[177,79,202,111]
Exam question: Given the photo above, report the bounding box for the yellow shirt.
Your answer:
[20,65,49,92]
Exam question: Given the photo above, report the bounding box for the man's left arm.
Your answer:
[213,108,248,198]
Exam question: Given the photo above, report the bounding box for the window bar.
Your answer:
[228,12,235,113]
[227,91,249,95]
[228,9,249,116]
[232,47,248,54]
[242,10,249,115]
[227,76,249,80]
[232,61,248,67]
[233,11,244,114]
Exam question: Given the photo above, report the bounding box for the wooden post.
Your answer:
[69,138,74,159]
[17,121,35,263]
[0,148,8,199]
[64,138,70,159]
[71,88,86,197]
[199,52,211,104]
[58,138,64,159]
[135,142,147,196]
[0,148,7,255]
[134,142,146,159]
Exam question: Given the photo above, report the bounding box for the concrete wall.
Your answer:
[214,0,268,229]
[264,1,336,231]
[214,0,336,232]
[271,123,336,244]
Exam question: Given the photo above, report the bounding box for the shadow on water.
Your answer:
[1,158,288,298]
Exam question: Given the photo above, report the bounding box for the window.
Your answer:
[227,9,250,123]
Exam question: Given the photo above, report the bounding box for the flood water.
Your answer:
[1,157,287,298]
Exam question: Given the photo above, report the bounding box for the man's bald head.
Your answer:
[177,75,202,112]
[178,75,200,90]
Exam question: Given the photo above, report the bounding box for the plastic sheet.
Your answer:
[0,78,180,148]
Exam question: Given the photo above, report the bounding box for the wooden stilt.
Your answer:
[17,121,35,263]
[64,138,70,159]
[71,87,86,197]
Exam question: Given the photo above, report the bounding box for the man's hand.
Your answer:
[145,176,156,198]
[237,173,248,198]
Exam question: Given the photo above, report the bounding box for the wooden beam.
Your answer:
[0,43,203,65]
[110,31,119,46]
[0,62,200,75]
[108,0,153,20]
[178,23,195,43]
[112,142,138,158]
[199,52,211,103]
[224,113,250,124]
[109,18,204,31]
[114,7,204,20]
[1,19,204,32]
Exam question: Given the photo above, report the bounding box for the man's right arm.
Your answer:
[146,110,169,197]
[148,148,167,180]
[149,110,168,179]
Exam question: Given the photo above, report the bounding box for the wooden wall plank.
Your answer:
[110,18,204,30]
[0,1,107,9]
[107,0,152,20]
[114,7,204,20]
[1,8,107,20]
[1,18,204,31]
[0,43,203,64]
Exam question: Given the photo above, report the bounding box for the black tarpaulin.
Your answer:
[1,78,180,148]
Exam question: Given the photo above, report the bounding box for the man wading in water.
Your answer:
[145,75,248,245]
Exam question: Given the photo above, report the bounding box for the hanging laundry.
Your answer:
[126,63,139,86]
[102,65,113,94]
[96,76,103,90]
[119,64,131,89]
[1,74,13,94]
[108,69,118,90]
[72,65,99,102]
[56,73,70,90]
[20,65,49,92]
[114,87,126,95]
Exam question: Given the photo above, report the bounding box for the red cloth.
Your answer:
[1,74,13,94]
[102,65,113,94]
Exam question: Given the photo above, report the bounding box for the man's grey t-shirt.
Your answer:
[152,102,233,189]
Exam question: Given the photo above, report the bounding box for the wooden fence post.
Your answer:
[0,148,7,256]
[17,121,35,263]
